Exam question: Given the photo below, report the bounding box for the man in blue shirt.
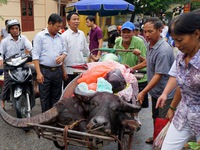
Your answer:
[32,13,67,112]
[137,17,175,144]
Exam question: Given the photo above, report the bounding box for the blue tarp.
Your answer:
[66,0,135,16]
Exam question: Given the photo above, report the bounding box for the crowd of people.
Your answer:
[0,9,200,149]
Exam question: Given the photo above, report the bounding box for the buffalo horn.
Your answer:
[118,98,141,113]
[0,103,60,128]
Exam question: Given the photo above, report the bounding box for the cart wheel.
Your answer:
[53,141,65,150]
[118,126,133,150]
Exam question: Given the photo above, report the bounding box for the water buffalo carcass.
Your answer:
[0,89,141,135]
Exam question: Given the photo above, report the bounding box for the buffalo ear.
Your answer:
[118,98,141,113]
[74,86,95,102]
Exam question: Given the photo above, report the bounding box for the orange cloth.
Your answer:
[77,64,113,84]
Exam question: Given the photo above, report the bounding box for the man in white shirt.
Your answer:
[61,12,90,88]
[160,21,169,40]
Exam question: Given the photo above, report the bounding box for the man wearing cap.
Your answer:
[114,21,149,113]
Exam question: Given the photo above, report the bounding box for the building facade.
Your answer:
[0,0,68,41]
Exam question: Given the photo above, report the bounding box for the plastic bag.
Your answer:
[105,69,126,93]
[153,118,169,141]
[153,121,170,149]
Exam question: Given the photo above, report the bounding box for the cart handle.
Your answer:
[90,48,133,55]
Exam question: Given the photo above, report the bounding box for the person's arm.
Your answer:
[98,38,103,49]
[62,62,68,81]
[55,54,66,64]
[156,76,177,108]
[131,49,147,70]
[32,33,44,84]
[132,60,147,70]
[91,38,103,62]
[0,35,3,42]
[166,87,181,122]
[131,39,147,70]
[138,73,162,104]
[33,59,44,84]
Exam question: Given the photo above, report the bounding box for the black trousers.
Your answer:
[152,97,173,119]
[39,66,62,112]
[138,81,149,108]
[1,71,10,101]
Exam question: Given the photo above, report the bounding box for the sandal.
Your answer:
[145,137,153,144]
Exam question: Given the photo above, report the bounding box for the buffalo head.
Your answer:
[74,88,141,135]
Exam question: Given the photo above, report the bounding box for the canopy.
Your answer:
[66,0,135,17]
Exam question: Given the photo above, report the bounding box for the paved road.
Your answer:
[0,99,153,150]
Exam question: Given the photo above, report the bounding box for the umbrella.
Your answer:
[66,0,135,17]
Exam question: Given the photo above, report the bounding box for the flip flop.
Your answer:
[145,137,153,144]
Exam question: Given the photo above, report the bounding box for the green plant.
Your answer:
[0,0,8,20]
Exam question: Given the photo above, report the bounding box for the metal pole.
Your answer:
[58,0,61,15]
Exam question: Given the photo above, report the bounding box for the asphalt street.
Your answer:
[0,98,153,150]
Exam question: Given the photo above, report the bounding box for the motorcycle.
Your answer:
[4,53,35,118]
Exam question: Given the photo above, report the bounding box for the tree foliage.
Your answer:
[125,0,174,16]
[0,0,7,20]
[0,0,7,5]
[125,0,187,21]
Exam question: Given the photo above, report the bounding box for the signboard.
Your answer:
[184,3,190,13]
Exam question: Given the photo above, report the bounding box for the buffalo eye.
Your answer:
[91,101,98,107]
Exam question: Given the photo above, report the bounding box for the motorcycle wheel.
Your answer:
[15,92,31,118]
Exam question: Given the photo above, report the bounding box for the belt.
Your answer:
[40,64,61,71]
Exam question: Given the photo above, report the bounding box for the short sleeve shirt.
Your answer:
[0,34,32,59]
[173,50,200,136]
[168,61,177,77]
[89,26,103,55]
[147,38,174,98]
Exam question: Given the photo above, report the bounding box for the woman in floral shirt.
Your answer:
[157,12,200,149]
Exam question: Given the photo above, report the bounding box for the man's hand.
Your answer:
[62,71,68,81]
[137,91,146,105]
[37,72,44,84]
[55,54,66,64]
[156,93,167,109]
[132,49,141,56]
[90,55,100,62]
